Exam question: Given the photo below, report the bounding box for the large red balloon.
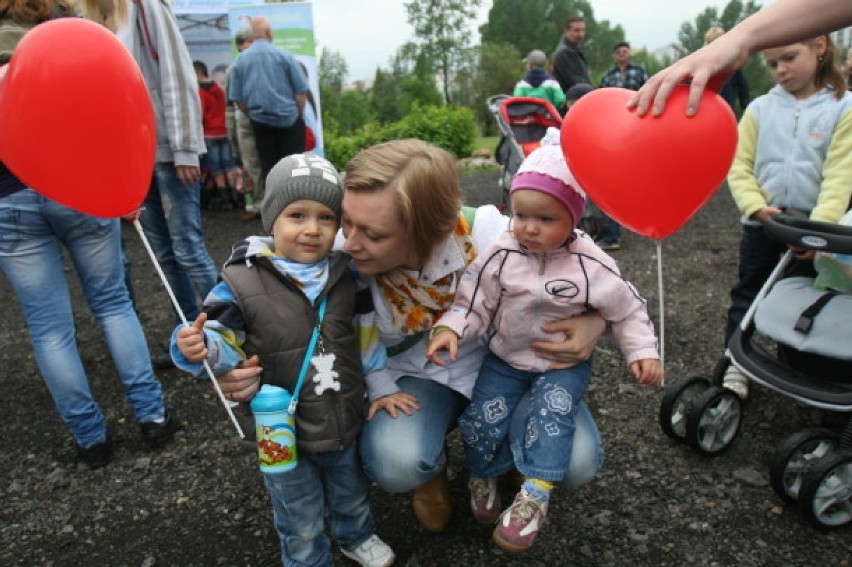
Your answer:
[561,86,737,240]
[0,18,155,217]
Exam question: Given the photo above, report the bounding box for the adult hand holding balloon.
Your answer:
[561,86,737,240]
[0,18,155,217]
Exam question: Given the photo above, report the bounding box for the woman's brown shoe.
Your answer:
[412,467,452,532]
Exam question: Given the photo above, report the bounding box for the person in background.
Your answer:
[599,41,648,91]
[226,29,265,222]
[721,34,852,400]
[628,0,852,116]
[228,16,309,195]
[595,41,650,250]
[427,139,662,553]
[172,153,395,567]
[552,15,591,96]
[194,60,237,211]
[564,82,595,109]
[0,0,179,469]
[513,49,566,110]
[703,27,750,114]
[80,0,219,370]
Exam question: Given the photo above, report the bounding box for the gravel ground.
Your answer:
[1,170,850,566]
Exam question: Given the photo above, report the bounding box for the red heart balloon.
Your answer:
[0,18,155,217]
[561,86,737,240]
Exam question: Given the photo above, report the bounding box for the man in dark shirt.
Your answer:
[599,42,648,91]
[552,15,591,96]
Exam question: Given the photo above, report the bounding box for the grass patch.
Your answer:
[475,136,499,153]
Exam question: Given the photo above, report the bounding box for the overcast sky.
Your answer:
[312,0,744,81]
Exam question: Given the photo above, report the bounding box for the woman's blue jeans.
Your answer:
[0,189,166,448]
[360,375,603,493]
[139,164,218,322]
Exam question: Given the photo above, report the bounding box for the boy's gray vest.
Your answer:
[222,253,365,453]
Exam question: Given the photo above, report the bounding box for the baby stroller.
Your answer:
[486,94,562,211]
[659,214,852,529]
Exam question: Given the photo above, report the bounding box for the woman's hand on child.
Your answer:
[220,355,263,402]
[426,330,459,366]
[367,391,421,420]
[532,312,606,369]
[177,312,209,363]
[631,359,663,386]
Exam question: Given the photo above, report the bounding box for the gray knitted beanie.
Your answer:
[261,153,343,234]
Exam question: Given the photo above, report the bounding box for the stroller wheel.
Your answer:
[770,428,840,504]
[799,448,852,529]
[685,386,743,455]
[659,375,710,441]
[710,356,729,386]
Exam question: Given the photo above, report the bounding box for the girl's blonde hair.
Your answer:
[344,139,462,265]
[75,0,126,32]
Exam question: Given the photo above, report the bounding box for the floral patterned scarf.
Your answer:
[375,213,477,335]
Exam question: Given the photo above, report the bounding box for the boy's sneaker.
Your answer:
[469,477,501,524]
[341,534,395,567]
[723,366,749,401]
[76,437,112,469]
[492,488,549,553]
[139,408,180,448]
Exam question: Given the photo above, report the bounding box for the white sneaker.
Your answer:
[341,535,395,567]
[723,366,749,401]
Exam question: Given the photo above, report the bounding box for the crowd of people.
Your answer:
[2,0,852,564]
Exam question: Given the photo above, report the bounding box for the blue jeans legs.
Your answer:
[263,441,374,567]
[360,375,603,492]
[460,353,593,482]
[0,190,166,448]
[139,164,218,322]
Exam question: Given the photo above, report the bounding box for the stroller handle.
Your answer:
[764,213,852,254]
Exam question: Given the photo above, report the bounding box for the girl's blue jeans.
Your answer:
[460,353,592,482]
[0,189,165,448]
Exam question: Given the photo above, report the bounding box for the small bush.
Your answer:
[323,105,478,170]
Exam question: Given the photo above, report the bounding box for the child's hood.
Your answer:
[225,235,277,267]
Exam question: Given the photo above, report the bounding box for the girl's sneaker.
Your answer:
[469,477,501,524]
[492,488,549,553]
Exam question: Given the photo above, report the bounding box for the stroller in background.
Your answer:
[486,94,562,211]
[659,214,852,529]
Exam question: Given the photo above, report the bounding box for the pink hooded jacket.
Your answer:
[436,230,659,373]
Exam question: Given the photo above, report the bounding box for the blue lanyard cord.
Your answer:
[288,296,328,414]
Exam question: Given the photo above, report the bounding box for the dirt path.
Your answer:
[0,171,848,566]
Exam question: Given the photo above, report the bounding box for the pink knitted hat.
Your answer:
[511,141,586,230]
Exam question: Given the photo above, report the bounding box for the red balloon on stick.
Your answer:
[561,86,737,240]
[0,18,155,217]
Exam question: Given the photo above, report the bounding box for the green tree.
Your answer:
[674,1,773,102]
[318,47,348,134]
[369,54,443,126]
[452,41,524,135]
[336,89,372,136]
[479,0,627,84]
[404,0,483,103]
